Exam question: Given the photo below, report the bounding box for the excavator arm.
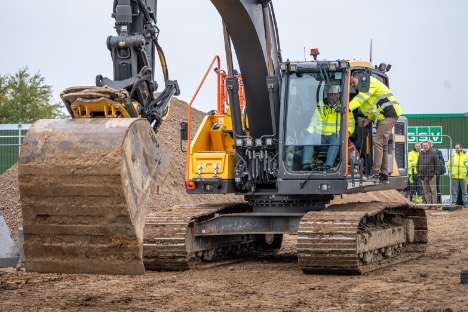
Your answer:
[18,0,175,275]
[62,0,179,132]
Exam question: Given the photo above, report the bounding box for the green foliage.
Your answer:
[0,67,66,123]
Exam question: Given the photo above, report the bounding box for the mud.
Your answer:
[1,98,467,311]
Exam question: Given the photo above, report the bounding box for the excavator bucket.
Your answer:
[18,118,168,275]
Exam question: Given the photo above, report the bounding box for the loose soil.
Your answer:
[1,98,467,311]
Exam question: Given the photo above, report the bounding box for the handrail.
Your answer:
[185,55,221,189]
[345,70,351,177]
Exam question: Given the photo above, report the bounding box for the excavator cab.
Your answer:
[277,60,408,196]
[284,69,347,173]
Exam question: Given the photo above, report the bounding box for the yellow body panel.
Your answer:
[189,113,236,180]
[348,59,373,69]
[192,152,236,179]
[390,127,405,177]
[289,59,373,69]
[70,98,139,119]
[394,136,406,143]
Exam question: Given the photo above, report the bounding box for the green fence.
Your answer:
[0,124,31,174]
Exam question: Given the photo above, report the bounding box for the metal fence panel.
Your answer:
[0,124,31,174]
[406,134,454,206]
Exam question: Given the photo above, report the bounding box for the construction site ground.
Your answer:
[1,99,467,311]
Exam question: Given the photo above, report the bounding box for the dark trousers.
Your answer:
[457,182,465,205]
[436,175,442,204]
[409,174,424,201]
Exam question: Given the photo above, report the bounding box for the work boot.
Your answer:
[379,173,389,183]
[365,173,380,182]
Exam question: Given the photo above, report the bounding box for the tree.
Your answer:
[0,67,66,124]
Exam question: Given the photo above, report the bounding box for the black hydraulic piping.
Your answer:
[262,1,275,77]
[226,78,245,138]
[269,1,282,62]
[223,21,244,138]
[223,22,235,79]
[261,1,279,141]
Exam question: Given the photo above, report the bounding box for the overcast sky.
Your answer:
[1,0,467,115]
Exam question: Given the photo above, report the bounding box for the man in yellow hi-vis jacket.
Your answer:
[349,71,403,183]
[408,142,423,201]
[302,84,355,169]
[448,144,468,207]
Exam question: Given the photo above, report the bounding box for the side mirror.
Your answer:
[179,121,188,152]
[357,72,371,93]
[180,121,188,141]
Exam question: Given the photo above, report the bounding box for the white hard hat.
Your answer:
[326,85,340,94]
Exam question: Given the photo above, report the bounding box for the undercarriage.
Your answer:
[143,200,427,274]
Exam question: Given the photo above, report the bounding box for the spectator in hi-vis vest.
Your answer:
[448,144,468,207]
[408,142,423,202]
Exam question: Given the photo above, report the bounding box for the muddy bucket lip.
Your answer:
[17,117,167,275]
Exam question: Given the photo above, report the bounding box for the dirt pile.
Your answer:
[0,164,21,241]
[331,189,412,205]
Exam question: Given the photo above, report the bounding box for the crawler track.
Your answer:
[297,202,427,274]
[143,203,279,270]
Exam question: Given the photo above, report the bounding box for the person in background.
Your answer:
[448,144,468,207]
[466,177,468,197]
[417,140,440,204]
[408,142,423,201]
[428,140,445,204]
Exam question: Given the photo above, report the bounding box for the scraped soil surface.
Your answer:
[1,98,467,311]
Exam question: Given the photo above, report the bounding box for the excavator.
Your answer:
[18,0,427,275]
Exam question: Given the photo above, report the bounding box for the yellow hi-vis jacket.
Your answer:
[408,149,420,175]
[306,101,355,136]
[448,151,468,179]
[349,76,403,121]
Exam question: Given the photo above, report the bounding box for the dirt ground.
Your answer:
[1,98,467,311]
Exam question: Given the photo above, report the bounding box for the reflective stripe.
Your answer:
[372,100,399,119]
[381,100,398,109]
[364,92,393,115]
[307,100,355,135]
[448,153,468,179]
[356,94,367,102]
